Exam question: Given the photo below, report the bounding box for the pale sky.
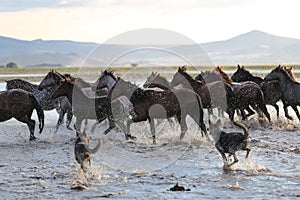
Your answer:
[1,0,300,44]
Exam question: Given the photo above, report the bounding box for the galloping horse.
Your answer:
[0,89,44,140]
[264,66,300,121]
[110,77,207,144]
[170,66,234,119]
[202,67,271,122]
[50,76,133,140]
[231,65,284,119]
[6,79,73,131]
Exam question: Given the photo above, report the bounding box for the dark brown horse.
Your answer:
[170,66,234,119]
[110,77,207,144]
[264,66,300,121]
[6,78,73,132]
[231,65,284,119]
[50,77,133,140]
[0,89,44,141]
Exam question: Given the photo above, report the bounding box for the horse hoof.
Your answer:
[129,135,136,140]
[67,127,73,131]
[30,136,37,141]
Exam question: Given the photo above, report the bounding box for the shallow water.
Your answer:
[0,101,299,199]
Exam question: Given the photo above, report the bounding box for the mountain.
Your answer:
[202,30,300,64]
[1,30,300,67]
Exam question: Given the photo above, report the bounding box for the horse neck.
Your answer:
[218,71,233,84]
[106,77,116,91]
[180,72,203,88]
[276,71,297,89]
[242,72,263,84]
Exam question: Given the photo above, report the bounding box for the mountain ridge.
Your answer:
[1,30,300,66]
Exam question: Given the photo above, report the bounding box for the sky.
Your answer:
[1,0,300,44]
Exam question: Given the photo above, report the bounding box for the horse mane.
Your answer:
[215,66,233,83]
[178,66,194,80]
[284,66,297,82]
[275,65,297,83]
[103,69,117,81]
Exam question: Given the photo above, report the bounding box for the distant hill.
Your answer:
[202,30,300,64]
[1,30,300,67]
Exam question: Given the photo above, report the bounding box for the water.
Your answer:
[0,77,300,199]
[0,104,299,199]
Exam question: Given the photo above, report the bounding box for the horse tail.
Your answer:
[233,121,248,138]
[195,93,207,136]
[30,94,45,133]
[88,139,102,154]
[255,87,271,122]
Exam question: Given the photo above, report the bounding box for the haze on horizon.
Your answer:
[1,0,300,44]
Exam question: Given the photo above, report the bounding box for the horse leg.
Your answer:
[55,110,64,133]
[148,117,157,144]
[257,102,271,122]
[178,114,188,140]
[218,107,224,118]
[103,114,116,135]
[226,107,235,121]
[125,115,147,140]
[15,116,36,141]
[283,102,293,120]
[243,107,255,120]
[74,118,83,132]
[190,110,207,137]
[66,110,73,130]
[207,107,213,120]
[291,105,300,121]
[272,103,280,119]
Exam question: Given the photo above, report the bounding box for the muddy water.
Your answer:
[0,98,299,200]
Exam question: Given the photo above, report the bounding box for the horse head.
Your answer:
[231,65,252,82]
[170,66,192,87]
[92,69,117,91]
[39,70,65,90]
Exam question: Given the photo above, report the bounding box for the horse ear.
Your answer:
[237,64,240,69]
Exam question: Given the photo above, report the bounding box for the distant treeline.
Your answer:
[0,62,19,68]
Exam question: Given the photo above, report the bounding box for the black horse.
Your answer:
[264,66,300,121]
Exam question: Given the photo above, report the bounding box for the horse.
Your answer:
[110,77,207,144]
[264,65,300,121]
[170,66,234,119]
[6,79,73,132]
[201,67,271,122]
[143,72,172,90]
[0,89,44,141]
[50,76,133,140]
[231,65,284,119]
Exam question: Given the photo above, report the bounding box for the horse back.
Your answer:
[0,89,34,121]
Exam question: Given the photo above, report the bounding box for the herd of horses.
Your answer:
[0,65,299,143]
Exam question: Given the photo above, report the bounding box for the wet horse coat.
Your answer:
[0,89,44,140]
